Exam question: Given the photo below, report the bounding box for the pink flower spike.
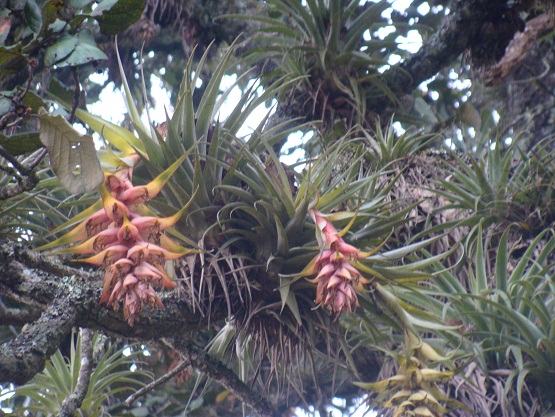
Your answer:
[316,249,333,264]
[127,243,150,264]
[335,266,353,281]
[107,280,123,305]
[143,243,184,263]
[316,263,336,279]
[311,210,340,246]
[100,185,131,223]
[92,229,120,252]
[326,274,343,289]
[133,263,164,281]
[100,259,134,303]
[136,261,176,288]
[105,173,132,197]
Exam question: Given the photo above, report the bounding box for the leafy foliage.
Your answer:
[6,332,149,416]
[1,1,555,417]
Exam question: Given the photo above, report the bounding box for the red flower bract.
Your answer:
[59,157,190,325]
[307,210,370,315]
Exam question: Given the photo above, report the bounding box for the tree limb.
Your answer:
[0,147,46,201]
[125,360,189,407]
[0,240,218,384]
[0,297,78,384]
[58,328,94,417]
[483,13,555,85]
[382,0,493,99]
[0,172,39,201]
[0,299,41,325]
[166,337,281,417]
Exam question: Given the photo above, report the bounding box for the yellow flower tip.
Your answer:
[117,214,140,242]
[77,244,129,266]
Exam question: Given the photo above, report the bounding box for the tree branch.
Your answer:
[0,147,46,201]
[58,328,94,417]
[166,337,281,417]
[125,360,189,407]
[0,172,39,201]
[0,297,78,384]
[483,13,555,85]
[0,240,218,384]
[0,299,41,325]
[382,0,493,98]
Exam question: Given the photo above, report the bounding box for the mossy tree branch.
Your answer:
[0,240,216,384]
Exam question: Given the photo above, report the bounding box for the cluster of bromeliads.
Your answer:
[41,154,454,416]
[42,155,371,323]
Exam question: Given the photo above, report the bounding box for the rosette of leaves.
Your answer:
[225,0,429,130]
[4,332,149,416]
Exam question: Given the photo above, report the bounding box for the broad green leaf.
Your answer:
[39,0,64,37]
[96,0,144,35]
[70,0,94,8]
[44,35,79,67]
[21,89,46,112]
[0,46,27,75]
[55,31,108,67]
[39,111,104,194]
[24,0,42,33]
[0,132,43,155]
[90,0,118,15]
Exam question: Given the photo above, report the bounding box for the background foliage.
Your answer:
[1,1,555,416]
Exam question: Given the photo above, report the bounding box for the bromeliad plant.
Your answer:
[355,330,462,417]
[6,331,149,416]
